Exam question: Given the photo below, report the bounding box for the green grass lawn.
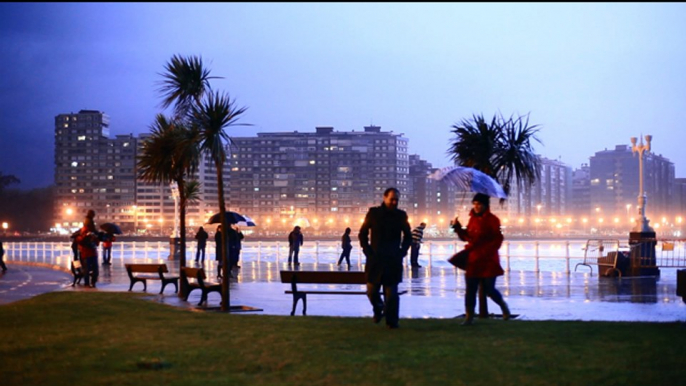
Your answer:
[1,292,684,386]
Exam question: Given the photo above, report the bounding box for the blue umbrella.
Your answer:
[429,166,507,199]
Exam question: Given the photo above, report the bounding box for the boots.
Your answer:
[497,299,511,320]
[461,311,474,326]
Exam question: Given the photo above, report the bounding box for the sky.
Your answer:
[1,2,686,190]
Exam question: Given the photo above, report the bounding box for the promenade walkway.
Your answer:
[2,254,685,322]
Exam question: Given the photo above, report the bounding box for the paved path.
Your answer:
[0,264,73,305]
[1,258,685,322]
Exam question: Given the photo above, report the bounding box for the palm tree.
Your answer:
[184,180,202,206]
[146,54,216,272]
[448,112,541,197]
[137,114,200,270]
[158,54,221,119]
[448,112,541,317]
[191,90,250,311]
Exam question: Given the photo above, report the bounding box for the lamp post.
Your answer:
[628,134,658,277]
[630,135,654,233]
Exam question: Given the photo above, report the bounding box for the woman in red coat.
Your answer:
[451,193,510,325]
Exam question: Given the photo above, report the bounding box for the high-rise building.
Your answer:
[54,110,138,229]
[589,144,675,221]
[54,110,230,234]
[571,163,591,217]
[228,126,409,227]
[503,157,571,218]
[407,155,459,226]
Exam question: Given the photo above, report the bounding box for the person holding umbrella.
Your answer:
[451,193,510,326]
[101,233,116,266]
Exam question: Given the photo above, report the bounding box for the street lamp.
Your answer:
[2,222,8,235]
[630,135,654,233]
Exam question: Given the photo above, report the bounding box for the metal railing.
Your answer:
[3,239,602,274]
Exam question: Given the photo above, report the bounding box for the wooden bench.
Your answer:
[125,263,179,294]
[180,267,223,306]
[279,270,407,316]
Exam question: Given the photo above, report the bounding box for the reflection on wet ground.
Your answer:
[4,257,685,322]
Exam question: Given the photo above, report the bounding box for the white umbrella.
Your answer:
[429,166,507,199]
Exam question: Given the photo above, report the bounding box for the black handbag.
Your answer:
[448,249,469,270]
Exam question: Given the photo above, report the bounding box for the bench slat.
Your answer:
[280,270,366,285]
[126,264,169,273]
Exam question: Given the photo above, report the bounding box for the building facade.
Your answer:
[589,144,675,222]
[228,126,409,231]
[54,110,230,235]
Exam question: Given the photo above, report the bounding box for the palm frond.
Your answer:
[191,90,251,166]
[157,54,223,118]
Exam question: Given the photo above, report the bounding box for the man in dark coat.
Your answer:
[194,226,209,264]
[358,187,412,329]
[287,226,304,266]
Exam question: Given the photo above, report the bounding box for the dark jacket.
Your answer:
[195,228,209,247]
[452,208,504,279]
[215,230,224,261]
[227,227,243,251]
[341,233,353,251]
[358,203,412,285]
[288,231,303,250]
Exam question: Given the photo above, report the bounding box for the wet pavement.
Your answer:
[2,257,685,322]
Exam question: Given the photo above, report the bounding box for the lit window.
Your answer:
[71,161,78,167]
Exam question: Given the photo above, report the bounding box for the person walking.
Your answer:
[0,240,7,272]
[337,227,353,268]
[451,193,510,326]
[101,233,115,265]
[410,222,427,268]
[359,187,412,329]
[287,226,304,266]
[194,226,209,265]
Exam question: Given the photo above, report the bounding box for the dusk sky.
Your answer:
[1,2,685,190]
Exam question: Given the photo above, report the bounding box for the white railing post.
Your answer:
[506,241,511,272]
[535,241,540,273]
[315,241,320,264]
[426,241,432,267]
[565,240,570,275]
[257,241,262,263]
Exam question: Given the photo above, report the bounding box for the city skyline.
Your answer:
[2,3,686,190]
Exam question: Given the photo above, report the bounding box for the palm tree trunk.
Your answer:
[177,178,188,298]
[216,162,230,311]
[177,178,187,263]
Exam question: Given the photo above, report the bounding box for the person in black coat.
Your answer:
[337,227,353,268]
[287,226,304,266]
[194,226,209,264]
[358,187,412,329]
[227,225,244,270]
